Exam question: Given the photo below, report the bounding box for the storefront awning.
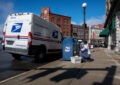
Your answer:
[99,28,109,37]
[112,17,116,30]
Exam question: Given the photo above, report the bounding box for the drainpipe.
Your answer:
[115,13,120,52]
[108,34,112,50]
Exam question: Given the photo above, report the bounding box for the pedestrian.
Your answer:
[80,39,84,48]
[79,41,91,62]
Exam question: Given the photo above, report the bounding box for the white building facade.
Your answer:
[89,24,104,44]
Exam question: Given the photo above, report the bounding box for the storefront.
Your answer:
[103,0,120,52]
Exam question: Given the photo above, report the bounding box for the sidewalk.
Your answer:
[0,48,120,85]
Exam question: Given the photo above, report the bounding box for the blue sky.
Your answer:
[0,0,105,36]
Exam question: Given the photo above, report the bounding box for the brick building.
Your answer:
[71,24,89,40]
[40,7,71,37]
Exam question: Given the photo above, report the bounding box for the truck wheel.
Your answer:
[12,54,21,60]
[35,50,46,62]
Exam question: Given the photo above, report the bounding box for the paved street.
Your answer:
[0,48,120,85]
[0,45,61,81]
[0,45,40,81]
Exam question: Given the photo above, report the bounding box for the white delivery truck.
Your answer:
[2,13,62,62]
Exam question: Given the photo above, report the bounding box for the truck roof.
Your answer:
[9,13,33,16]
[8,13,60,30]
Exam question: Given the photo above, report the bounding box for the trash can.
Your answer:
[62,38,73,60]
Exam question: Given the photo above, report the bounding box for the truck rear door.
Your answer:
[5,20,29,50]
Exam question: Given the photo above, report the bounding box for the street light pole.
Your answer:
[82,3,87,41]
[84,7,86,25]
[83,7,86,41]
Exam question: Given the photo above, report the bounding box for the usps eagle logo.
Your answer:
[52,31,58,38]
[11,23,23,32]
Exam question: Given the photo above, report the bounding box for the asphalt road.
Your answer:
[0,45,61,81]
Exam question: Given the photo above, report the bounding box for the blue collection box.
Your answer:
[62,38,73,60]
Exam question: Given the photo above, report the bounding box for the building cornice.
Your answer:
[104,0,119,27]
[50,13,71,18]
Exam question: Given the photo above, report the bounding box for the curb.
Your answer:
[0,69,35,84]
[0,59,60,84]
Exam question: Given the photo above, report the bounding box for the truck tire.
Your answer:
[35,49,46,62]
[12,54,21,60]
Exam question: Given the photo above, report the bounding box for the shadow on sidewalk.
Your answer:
[93,66,116,85]
[23,65,116,85]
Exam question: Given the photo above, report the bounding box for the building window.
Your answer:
[57,18,61,23]
[73,33,77,38]
[67,20,69,24]
[64,32,65,36]
[64,26,65,29]
[57,24,61,28]
[85,31,88,34]
[86,35,88,39]
[51,17,55,22]
[67,32,69,36]
[67,26,69,30]
[64,19,66,24]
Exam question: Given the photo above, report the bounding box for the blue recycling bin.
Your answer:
[62,38,73,60]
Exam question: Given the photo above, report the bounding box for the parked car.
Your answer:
[0,38,2,44]
[93,43,104,47]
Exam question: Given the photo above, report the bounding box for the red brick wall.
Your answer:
[40,7,71,37]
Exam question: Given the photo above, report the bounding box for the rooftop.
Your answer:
[91,24,104,29]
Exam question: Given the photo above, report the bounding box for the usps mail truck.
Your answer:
[2,13,62,62]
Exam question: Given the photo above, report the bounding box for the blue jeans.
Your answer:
[80,51,90,59]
